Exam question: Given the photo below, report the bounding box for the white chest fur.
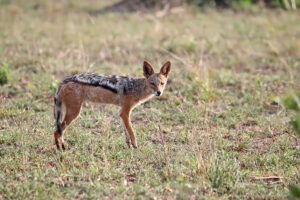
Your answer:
[133,94,155,109]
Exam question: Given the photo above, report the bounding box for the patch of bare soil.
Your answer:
[225,121,283,153]
[249,136,274,152]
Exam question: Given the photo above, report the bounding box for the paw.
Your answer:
[61,143,66,151]
[126,140,131,148]
[132,141,138,149]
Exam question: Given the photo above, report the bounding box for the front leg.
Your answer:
[120,107,138,148]
[121,119,131,148]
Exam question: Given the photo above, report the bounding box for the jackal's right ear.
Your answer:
[143,61,154,79]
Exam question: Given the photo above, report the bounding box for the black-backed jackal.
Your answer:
[53,61,171,150]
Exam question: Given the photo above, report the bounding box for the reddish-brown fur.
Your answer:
[53,61,171,150]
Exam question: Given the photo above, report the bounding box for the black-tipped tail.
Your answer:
[56,110,62,135]
[54,97,62,136]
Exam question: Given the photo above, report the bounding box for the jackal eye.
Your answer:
[150,82,155,86]
[161,82,164,85]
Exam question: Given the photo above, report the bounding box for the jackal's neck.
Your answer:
[131,78,153,100]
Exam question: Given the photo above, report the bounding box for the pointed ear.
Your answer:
[143,61,154,79]
[160,61,171,77]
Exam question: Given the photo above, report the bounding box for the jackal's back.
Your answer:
[59,73,145,95]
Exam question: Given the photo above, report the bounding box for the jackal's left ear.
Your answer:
[143,61,154,79]
[160,61,171,77]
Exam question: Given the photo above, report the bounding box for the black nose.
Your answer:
[156,91,161,96]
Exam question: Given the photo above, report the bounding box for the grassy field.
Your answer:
[0,1,300,199]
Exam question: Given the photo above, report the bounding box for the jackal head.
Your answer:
[143,61,171,97]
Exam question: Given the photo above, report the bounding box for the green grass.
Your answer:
[0,1,300,199]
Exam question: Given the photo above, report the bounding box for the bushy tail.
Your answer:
[54,95,62,136]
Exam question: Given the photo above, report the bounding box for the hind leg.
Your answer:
[54,132,61,150]
[54,100,82,150]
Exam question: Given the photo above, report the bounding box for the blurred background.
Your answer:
[0,0,299,199]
